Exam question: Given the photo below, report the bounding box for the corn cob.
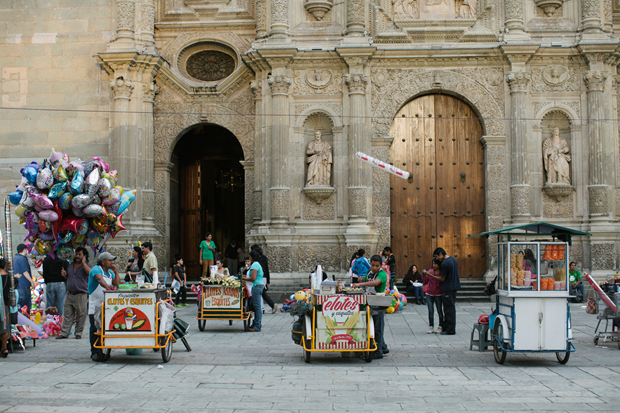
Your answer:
[345,312,359,334]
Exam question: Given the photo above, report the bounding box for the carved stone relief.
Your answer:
[371,145,391,218]
[117,1,136,31]
[270,188,290,218]
[511,185,531,216]
[533,101,580,118]
[392,0,475,19]
[542,191,574,218]
[589,185,608,214]
[293,69,343,95]
[531,66,580,92]
[159,32,252,69]
[348,0,366,23]
[295,104,342,119]
[591,242,617,270]
[393,0,420,19]
[375,217,391,254]
[140,3,155,32]
[271,0,289,24]
[370,67,505,138]
[244,168,255,232]
[142,190,155,219]
[298,244,341,272]
[154,169,168,236]
[267,245,292,273]
[569,242,583,265]
[348,187,367,216]
[302,194,336,220]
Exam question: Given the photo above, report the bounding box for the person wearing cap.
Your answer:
[13,244,33,314]
[87,252,120,362]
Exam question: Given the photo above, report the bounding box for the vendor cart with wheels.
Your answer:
[196,280,252,331]
[94,289,177,363]
[299,292,381,363]
[470,222,591,365]
[588,273,620,349]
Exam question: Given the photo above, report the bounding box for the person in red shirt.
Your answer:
[422,259,444,334]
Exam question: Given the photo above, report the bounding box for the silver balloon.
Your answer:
[98,178,112,198]
[85,168,100,197]
[83,203,104,218]
[71,194,91,209]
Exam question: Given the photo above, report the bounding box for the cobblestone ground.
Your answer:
[1,301,619,412]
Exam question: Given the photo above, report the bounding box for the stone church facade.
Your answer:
[1,1,620,280]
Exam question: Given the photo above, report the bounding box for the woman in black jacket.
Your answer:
[403,264,425,305]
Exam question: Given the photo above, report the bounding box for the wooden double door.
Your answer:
[389,94,486,279]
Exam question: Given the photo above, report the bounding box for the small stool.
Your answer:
[470,323,491,352]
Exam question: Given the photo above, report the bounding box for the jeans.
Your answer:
[406,284,424,301]
[442,290,457,333]
[426,295,444,328]
[251,284,264,331]
[174,286,187,305]
[89,314,100,357]
[46,282,66,316]
[389,273,395,290]
[569,283,585,301]
[371,310,388,356]
[18,287,31,314]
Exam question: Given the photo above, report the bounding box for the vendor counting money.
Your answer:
[352,255,389,360]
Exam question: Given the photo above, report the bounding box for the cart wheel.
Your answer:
[364,351,372,363]
[493,320,507,365]
[302,322,311,364]
[229,320,233,326]
[198,319,206,332]
[556,351,570,364]
[161,338,173,363]
[103,348,111,361]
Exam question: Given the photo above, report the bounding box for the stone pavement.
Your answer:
[1,301,619,413]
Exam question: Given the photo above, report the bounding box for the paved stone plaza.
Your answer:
[0,301,619,413]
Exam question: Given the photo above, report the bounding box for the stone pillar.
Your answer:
[110,0,137,51]
[250,80,264,224]
[269,0,289,40]
[154,161,174,268]
[109,75,134,193]
[503,0,527,39]
[268,74,291,225]
[139,1,156,55]
[346,0,366,38]
[345,74,369,219]
[584,70,611,218]
[581,0,603,34]
[506,71,531,219]
[256,0,268,39]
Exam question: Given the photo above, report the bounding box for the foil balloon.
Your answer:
[83,161,94,177]
[72,206,84,217]
[58,193,73,210]
[111,214,126,238]
[74,233,86,244]
[86,229,99,239]
[36,167,54,190]
[70,171,84,195]
[49,148,68,166]
[38,219,52,233]
[98,178,112,198]
[77,219,89,235]
[38,231,55,241]
[53,164,68,183]
[57,232,73,244]
[103,187,121,205]
[23,163,39,183]
[52,205,63,242]
[60,215,84,233]
[85,168,100,197]
[91,214,106,232]
[56,245,74,260]
[20,191,35,208]
[67,160,84,178]
[34,239,52,255]
[83,204,104,218]
[8,190,23,206]
[39,210,59,222]
[116,190,136,215]
[93,157,110,174]
[107,201,120,216]
[71,194,91,209]
[47,182,67,199]
[109,171,118,186]
[91,194,102,205]
[30,191,54,210]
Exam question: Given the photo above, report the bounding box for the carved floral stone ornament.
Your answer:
[305,0,333,21]
[305,69,332,89]
[110,76,133,99]
[534,0,565,17]
[542,65,569,86]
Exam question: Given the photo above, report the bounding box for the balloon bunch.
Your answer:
[8,149,135,259]
[386,289,407,314]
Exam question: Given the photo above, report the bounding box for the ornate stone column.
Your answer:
[269,0,289,40]
[135,79,158,233]
[256,0,268,39]
[250,80,264,224]
[503,0,527,40]
[346,0,366,38]
[268,74,292,225]
[581,0,603,34]
[139,1,156,55]
[109,0,137,51]
[506,71,531,219]
[584,70,610,218]
[345,74,369,219]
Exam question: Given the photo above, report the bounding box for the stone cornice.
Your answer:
[480,136,506,147]
[256,48,297,69]
[501,45,540,68]
[371,136,394,147]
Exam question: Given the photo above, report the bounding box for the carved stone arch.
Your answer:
[535,104,580,126]
[302,111,335,131]
[296,106,342,128]
[370,68,505,139]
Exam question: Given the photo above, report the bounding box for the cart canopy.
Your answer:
[468,222,591,240]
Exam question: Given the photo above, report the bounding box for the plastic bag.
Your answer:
[171,279,181,294]
[158,302,175,335]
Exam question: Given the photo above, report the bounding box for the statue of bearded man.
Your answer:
[543,127,571,185]
[306,130,333,187]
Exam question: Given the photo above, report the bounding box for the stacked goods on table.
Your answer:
[202,276,240,288]
[510,253,528,288]
[542,244,565,261]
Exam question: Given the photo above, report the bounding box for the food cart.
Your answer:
[298,286,393,363]
[197,279,252,331]
[470,222,591,365]
[95,289,177,363]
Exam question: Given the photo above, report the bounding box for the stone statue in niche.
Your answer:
[543,127,571,185]
[306,130,333,187]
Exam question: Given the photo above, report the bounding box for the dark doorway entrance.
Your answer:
[170,124,245,281]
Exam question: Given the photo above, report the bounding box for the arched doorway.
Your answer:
[389,94,486,278]
[170,124,245,280]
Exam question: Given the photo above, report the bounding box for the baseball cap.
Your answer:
[98,252,117,261]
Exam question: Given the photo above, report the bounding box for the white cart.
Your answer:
[470,222,591,365]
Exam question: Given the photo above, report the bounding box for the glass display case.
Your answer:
[498,241,569,295]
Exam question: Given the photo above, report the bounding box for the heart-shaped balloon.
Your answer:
[20,191,35,208]
[9,190,23,206]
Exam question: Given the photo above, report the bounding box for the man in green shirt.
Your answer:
[199,232,216,278]
[568,261,584,302]
[353,255,389,359]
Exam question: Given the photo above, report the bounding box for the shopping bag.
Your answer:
[171,279,181,294]
[586,296,596,314]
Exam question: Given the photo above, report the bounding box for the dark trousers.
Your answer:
[372,310,388,356]
[175,286,187,305]
[426,295,444,328]
[406,284,424,301]
[89,314,99,357]
[262,285,274,309]
[442,290,457,333]
[18,287,31,314]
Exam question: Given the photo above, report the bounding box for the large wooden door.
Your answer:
[180,160,201,279]
[390,94,486,279]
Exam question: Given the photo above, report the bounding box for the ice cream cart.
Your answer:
[196,280,252,331]
[299,291,386,363]
[95,289,177,363]
[470,222,591,365]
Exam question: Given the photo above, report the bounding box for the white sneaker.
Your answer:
[436,326,442,333]
[427,327,434,334]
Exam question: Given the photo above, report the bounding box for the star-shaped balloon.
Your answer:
[60,215,85,233]
[110,214,125,238]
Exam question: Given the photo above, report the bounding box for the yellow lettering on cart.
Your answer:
[107,298,125,305]
[129,298,153,306]
[211,297,231,307]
